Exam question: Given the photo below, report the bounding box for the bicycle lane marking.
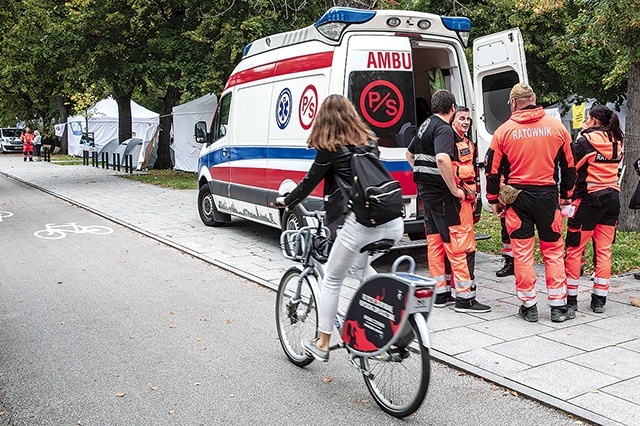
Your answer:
[33,223,115,239]
[0,211,14,222]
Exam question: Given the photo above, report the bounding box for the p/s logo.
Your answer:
[359,80,405,129]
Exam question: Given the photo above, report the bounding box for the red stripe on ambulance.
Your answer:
[224,51,334,91]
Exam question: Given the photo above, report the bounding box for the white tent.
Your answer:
[66,97,159,156]
[171,93,217,172]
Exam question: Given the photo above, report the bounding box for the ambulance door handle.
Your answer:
[222,147,228,157]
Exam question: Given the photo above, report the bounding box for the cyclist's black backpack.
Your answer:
[348,145,404,227]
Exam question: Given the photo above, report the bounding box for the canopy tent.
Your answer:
[65,98,159,156]
[171,93,217,172]
[547,96,627,136]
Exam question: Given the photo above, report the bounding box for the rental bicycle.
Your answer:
[275,207,436,418]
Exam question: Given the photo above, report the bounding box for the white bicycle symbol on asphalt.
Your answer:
[34,223,114,240]
[0,211,14,222]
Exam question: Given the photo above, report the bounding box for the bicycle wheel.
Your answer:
[85,226,114,235]
[275,267,318,367]
[33,230,66,240]
[360,317,430,418]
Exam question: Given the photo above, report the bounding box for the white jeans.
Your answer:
[317,213,404,334]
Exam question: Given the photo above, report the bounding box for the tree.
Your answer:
[550,0,640,231]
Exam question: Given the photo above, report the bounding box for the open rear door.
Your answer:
[472,28,527,207]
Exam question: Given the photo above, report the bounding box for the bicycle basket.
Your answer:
[311,234,332,264]
[282,230,307,261]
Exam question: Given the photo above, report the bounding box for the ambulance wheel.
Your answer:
[282,205,304,231]
[198,185,229,227]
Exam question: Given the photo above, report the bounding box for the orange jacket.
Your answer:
[485,106,575,202]
[21,132,34,145]
[572,129,622,198]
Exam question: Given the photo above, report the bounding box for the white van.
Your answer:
[195,7,527,237]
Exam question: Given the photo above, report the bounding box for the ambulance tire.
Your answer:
[198,184,229,227]
[282,205,305,232]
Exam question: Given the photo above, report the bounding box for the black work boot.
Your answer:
[590,294,607,313]
[550,305,576,323]
[496,256,514,277]
[518,304,539,322]
[567,295,578,311]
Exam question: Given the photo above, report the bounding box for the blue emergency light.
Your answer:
[315,7,376,41]
[441,16,471,47]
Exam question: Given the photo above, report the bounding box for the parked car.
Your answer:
[0,128,24,153]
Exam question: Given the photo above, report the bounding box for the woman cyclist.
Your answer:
[276,94,403,361]
[565,105,624,313]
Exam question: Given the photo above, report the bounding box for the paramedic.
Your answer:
[21,127,35,162]
[406,91,491,313]
[565,105,624,313]
[485,83,576,323]
[275,94,403,362]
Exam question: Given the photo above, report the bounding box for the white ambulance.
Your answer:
[195,7,527,238]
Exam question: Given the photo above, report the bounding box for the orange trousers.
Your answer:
[565,193,620,297]
[505,190,567,308]
[424,197,476,300]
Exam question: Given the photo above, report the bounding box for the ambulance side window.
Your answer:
[211,94,232,143]
[481,70,519,134]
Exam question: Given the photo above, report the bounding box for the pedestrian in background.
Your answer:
[33,130,42,161]
[485,83,576,323]
[21,127,34,162]
[564,105,624,313]
[407,92,491,313]
[276,94,404,362]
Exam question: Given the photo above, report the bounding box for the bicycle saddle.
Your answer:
[360,239,394,254]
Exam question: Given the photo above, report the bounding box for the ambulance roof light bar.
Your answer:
[315,7,376,41]
[441,16,472,47]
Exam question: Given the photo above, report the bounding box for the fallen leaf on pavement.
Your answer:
[357,399,369,403]
[168,410,175,415]
[115,393,125,397]
[150,386,159,391]
[631,297,640,307]
[168,324,176,328]
[323,375,332,383]
[197,337,203,342]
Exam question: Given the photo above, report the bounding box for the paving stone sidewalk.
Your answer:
[2,155,639,426]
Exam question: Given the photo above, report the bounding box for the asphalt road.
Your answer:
[0,175,587,425]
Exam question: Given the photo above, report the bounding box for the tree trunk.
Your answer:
[618,59,640,232]
[56,95,69,154]
[155,85,182,169]
[115,94,133,144]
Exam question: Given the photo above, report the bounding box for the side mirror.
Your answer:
[194,121,208,144]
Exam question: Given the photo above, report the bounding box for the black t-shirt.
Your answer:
[408,115,455,205]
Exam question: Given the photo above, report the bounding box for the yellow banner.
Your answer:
[572,103,586,129]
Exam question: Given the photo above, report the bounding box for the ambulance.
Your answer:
[195,7,527,238]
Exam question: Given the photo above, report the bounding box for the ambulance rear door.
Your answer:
[472,28,527,207]
[343,34,418,227]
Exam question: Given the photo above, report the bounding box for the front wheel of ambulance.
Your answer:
[281,205,305,232]
[198,184,228,227]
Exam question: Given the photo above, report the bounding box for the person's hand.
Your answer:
[491,202,505,218]
[559,198,571,206]
[275,196,286,208]
[452,188,465,202]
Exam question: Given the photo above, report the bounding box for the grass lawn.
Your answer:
[119,168,198,190]
[50,154,84,165]
[475,211,640,275]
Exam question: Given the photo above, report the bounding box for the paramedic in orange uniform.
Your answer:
[565,105,623,313]
[485,83,576,323]
[407,92,491,313]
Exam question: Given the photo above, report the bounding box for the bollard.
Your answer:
[116,153,121,171]
[83,150,89,166]
[128,154,134,174]
[92,151,98,167]
[43,147,50,162]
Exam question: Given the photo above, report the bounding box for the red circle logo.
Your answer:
[359,80,405,129]
[299,85,318,130]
